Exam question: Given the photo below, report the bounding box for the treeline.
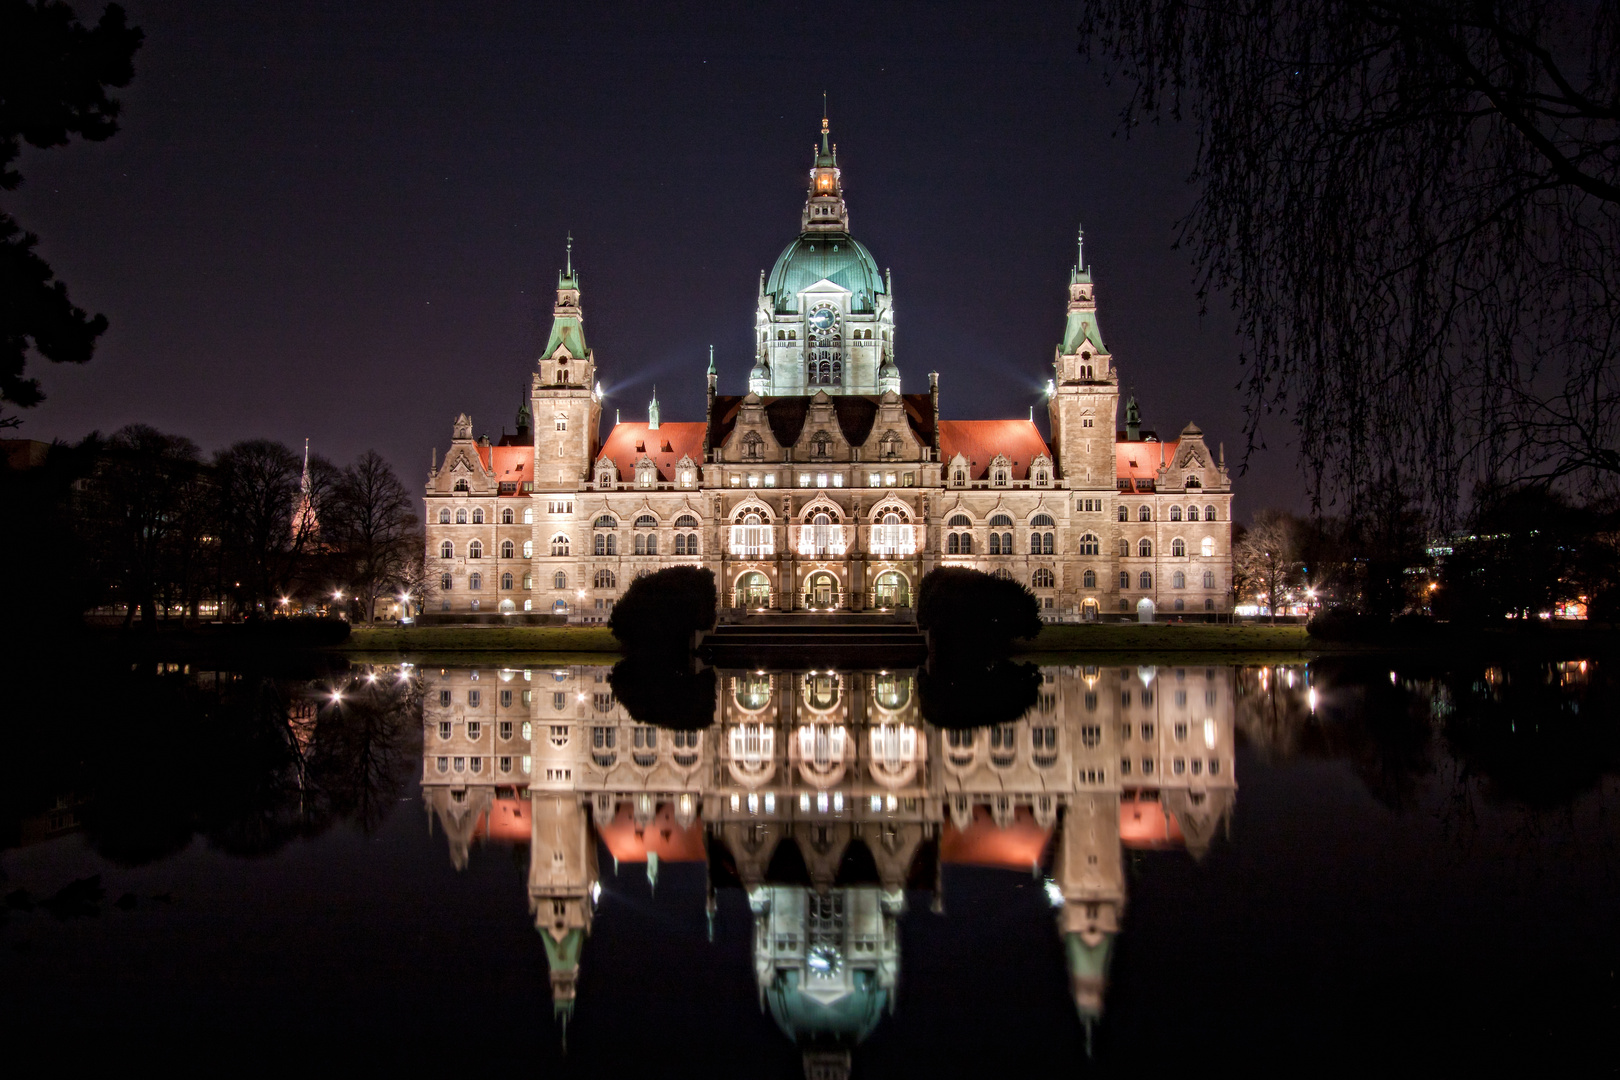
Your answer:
[3,426,423,629]
[1236,484,1620,623]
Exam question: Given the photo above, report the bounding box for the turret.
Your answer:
[1046,225,1120,489]
[531,235,604,487]
[802,113,848,233]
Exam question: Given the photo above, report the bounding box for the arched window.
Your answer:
[595,515,617,529]
[1117,538,1130,556]
[634,535,645,555]
[646,534,658,555]
[594,569,617,589]
[947,534,959,555]
[456,509,467,524]
[948,514,972,528]
[550,535,569,557]
[1138,505,1152,522]
[1169,506,1182,521]
[438,508,450,524]
[553,572,567,589]
[1032,568,1055,588]
[440,541,454,559]
[1031,514,1055,528]
[1032,532,1053,555]
[993,469,1008,485]
[1119,571,1130,589]
[522,540,533,558]
[472,508,485,524]
[1175,598,1186,611]
[1201,536,1216,557]
[1203,570,1216,588]
[453,478,469,492]
[1138,538,1152,557]
[1171,538,1186,557]
[742,431,763,460]
[501,572,514,590]
[992,568,1013,580]
[1186,475,1202,488]
[953,469,966,485]
[501,507,513,524]
[675,514,699,528]
[469,572,482,590]
[606,534,617,555]
[501,540,515,559]
[522,572,532,590]
[635,515,657,528]
[675,534,686,555]
[1002,532,1013,552]
[1173,571,1186,589]
[440,572,452,590]
[988,533,1000,555]
[1205,505,1218,521]
[990,513,1013,527]
[1117,505,1127,522]
[468,540,483,559]
[524,507,533,524]
[1083,569,1096,588]
[594,534,605,555]
[1139,571,1153,589]
[1186,505,1200,522]
[1079,533,1100,555]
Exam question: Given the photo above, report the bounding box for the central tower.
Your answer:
[750,117,897,397]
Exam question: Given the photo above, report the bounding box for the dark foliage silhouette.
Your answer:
[609,566,717,657]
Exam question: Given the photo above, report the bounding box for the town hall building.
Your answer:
[424,119,1234,620]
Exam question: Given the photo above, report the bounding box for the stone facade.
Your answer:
[424,121,1234,621]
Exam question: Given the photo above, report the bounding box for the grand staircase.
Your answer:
[699,614,927,667]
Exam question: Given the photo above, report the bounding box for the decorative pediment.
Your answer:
[452,413,473,440]
[799,496,842,522]
[868,497,912,522]
[730,497,776,522]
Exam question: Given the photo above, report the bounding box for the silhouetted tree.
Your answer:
[916,568,1042,659]
[1078,0,1620,513]
[328,450,417,621]
[215,439,336,613]
[0,2,142,426]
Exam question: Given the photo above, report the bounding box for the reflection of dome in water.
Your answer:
[766,968,888,1045]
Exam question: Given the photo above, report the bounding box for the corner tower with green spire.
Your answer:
[531,234,604,488]
[751,114,896,396]
[1047,225,1121,490]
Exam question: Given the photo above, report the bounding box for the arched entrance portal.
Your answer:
[1081,598,1099,622]
[872,571,910,609]
[735,571,770,609]
[805,571,839,609]
[1136,597,1156,624]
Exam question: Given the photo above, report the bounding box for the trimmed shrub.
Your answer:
[916,567,1042,659]
[918,658,1042,730]
[608,566,717,656]
[608,655,718,731]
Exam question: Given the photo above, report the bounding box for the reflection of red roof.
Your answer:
[596,803,706,863]
[1115,440,1178,492]
[940,805,1053,867]
[596,422,707,483]
[473,444,535,494]
[474,794,532,843]
[938,420,1051,480]
[1119,794,1185,849]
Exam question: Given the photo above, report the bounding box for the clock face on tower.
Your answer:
[807,306,836,332]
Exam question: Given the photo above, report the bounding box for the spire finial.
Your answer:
[1077,223,1084,272]
[566,231,573,277]
[707,345,715,375]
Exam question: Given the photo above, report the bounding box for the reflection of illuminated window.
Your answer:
[870,723,916,764]
[729,722,774,763]
[873,672,909,710]
[734,673,772,711]
[805,673,839,710]
[798,724,846,767]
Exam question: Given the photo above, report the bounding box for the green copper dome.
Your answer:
[767,233,884,314]
[765,969,888,1045]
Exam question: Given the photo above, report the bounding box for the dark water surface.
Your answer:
[2,655,1616,1073]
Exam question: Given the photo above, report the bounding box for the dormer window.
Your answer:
[993,470,1008,486]
[743,432,763,460]
[453,478,469,492]
[1186,475,1202,488]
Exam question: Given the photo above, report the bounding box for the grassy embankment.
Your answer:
[342,624,619,653]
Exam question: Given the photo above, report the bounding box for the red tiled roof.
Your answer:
[474,444,535,493]
[596,803,706,863]
[597,422,706,482]
[474,795,532,843]
[937,420,1051,480]
[1115,439,1178,489]
[1118,794,1186,850]
[939,805,1053,868]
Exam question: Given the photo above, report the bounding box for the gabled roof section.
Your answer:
[597,421,706,482]
[1116,440,1179,488]
[937,420,1051,480]
[480,445,533,493]
[709,393,938,454]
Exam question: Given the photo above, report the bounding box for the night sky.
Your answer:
[11,0,1304,516]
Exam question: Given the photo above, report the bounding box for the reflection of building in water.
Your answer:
[418,662,1236,1059]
